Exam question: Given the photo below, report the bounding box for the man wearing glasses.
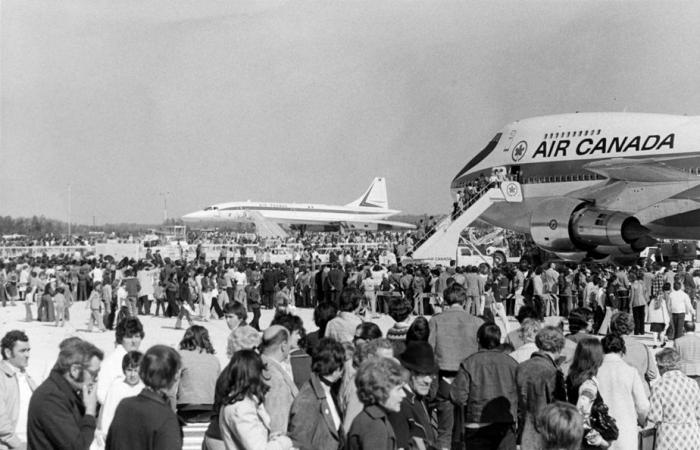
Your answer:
[27,338,104,450]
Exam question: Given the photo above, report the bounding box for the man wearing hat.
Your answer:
[387,341,438,450]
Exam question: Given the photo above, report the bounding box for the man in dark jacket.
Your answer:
[326,263,345,305]
[451,322,518,450]
[288,338,345,450]
[261,264,278,309]
[388,341,439,450]
[27,338,104,450]
[515,326,567,449]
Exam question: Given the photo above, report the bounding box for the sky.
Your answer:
[3,0,700,225]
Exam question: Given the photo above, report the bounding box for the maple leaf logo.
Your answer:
[511,141,527,161]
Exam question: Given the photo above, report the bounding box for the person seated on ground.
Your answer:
[224,301,258,360]
[388,341,439,450]
[272,311,312,389]
[536,402,584,450]
[106,345,183,450]
[217,349,293,450]
[176,325,221,422]
[98,351,144,441]
[288,338,346,450]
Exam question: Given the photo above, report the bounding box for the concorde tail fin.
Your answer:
[345,177,388,209]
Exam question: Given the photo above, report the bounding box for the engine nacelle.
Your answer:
[530,198,650,255]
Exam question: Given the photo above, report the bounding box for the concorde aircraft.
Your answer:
[451,112,700,261]
[182,177,416,233]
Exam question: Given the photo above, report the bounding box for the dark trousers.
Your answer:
[436,376,462,450]
[138,295,151,315]
[464,423,516,450]
[210,296,223,319]
[618,290,630,312]
[632,305,646,335]
[506,295,515,316]
[154,298,167,317]
[532,295,544,320]
[166,290,179,317]
[672,313,685,340]
[250,306,261,331]
[262,290,275,309]
[559,295,571,318]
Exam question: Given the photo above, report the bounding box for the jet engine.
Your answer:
[529,197,653,258]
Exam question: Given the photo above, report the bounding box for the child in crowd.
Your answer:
[97,351,145,444]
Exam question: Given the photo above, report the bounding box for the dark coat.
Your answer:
[347,405,396,450]
[386,387,437,450]
[290,349,312,390]
[288,374,342,450]
[106,388,183,450]
[27,370,97,450]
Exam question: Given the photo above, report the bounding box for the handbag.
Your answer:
[589,391,619,442]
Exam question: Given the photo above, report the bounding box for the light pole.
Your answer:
[159,192,171,223]
[68,183,72,244]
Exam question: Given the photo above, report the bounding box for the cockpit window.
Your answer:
[452,133,502,182]
[204,206,212,211]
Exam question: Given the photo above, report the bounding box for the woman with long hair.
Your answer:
[217,350,293,450]
[176,325,221,422]
[565,337,609,449]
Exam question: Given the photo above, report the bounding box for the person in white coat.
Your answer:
[597,334,650,450]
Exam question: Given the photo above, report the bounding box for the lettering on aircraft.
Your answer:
[530,134,675,159]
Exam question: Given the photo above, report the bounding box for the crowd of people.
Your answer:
[2,247,700,449]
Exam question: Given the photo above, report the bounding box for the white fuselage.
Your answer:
[183,200,400,225]
[451,112,700,239]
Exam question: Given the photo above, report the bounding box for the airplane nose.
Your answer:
[182,211,203,222]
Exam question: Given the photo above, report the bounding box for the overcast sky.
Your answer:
[3,0,700,224]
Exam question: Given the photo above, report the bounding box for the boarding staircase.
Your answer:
[411,181,523,265]
[244,210,289,239]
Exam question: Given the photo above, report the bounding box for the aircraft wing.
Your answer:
[343,218,417,231]
[583,156,696,182]
[565,157,700,214]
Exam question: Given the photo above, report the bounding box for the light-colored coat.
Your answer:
[675,333,700,377]
[597,353,650,450]
[219,396,293,450]
[0,361,21,450]
[261,354,299,434]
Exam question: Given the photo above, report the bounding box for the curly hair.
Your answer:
[535,326,565,353]
[655,348,681,372]
[355,357,408,407]
[519,318,542,343]
[601,333,626,355]
[609,312,634,336]
[1,330,28,360]
[179,325,215,354]
[353,338,394,369]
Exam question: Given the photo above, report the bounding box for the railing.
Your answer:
[411,182,496,251]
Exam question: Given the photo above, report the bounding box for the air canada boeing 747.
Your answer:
[182,177,416,233]
[451,112,700,261]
